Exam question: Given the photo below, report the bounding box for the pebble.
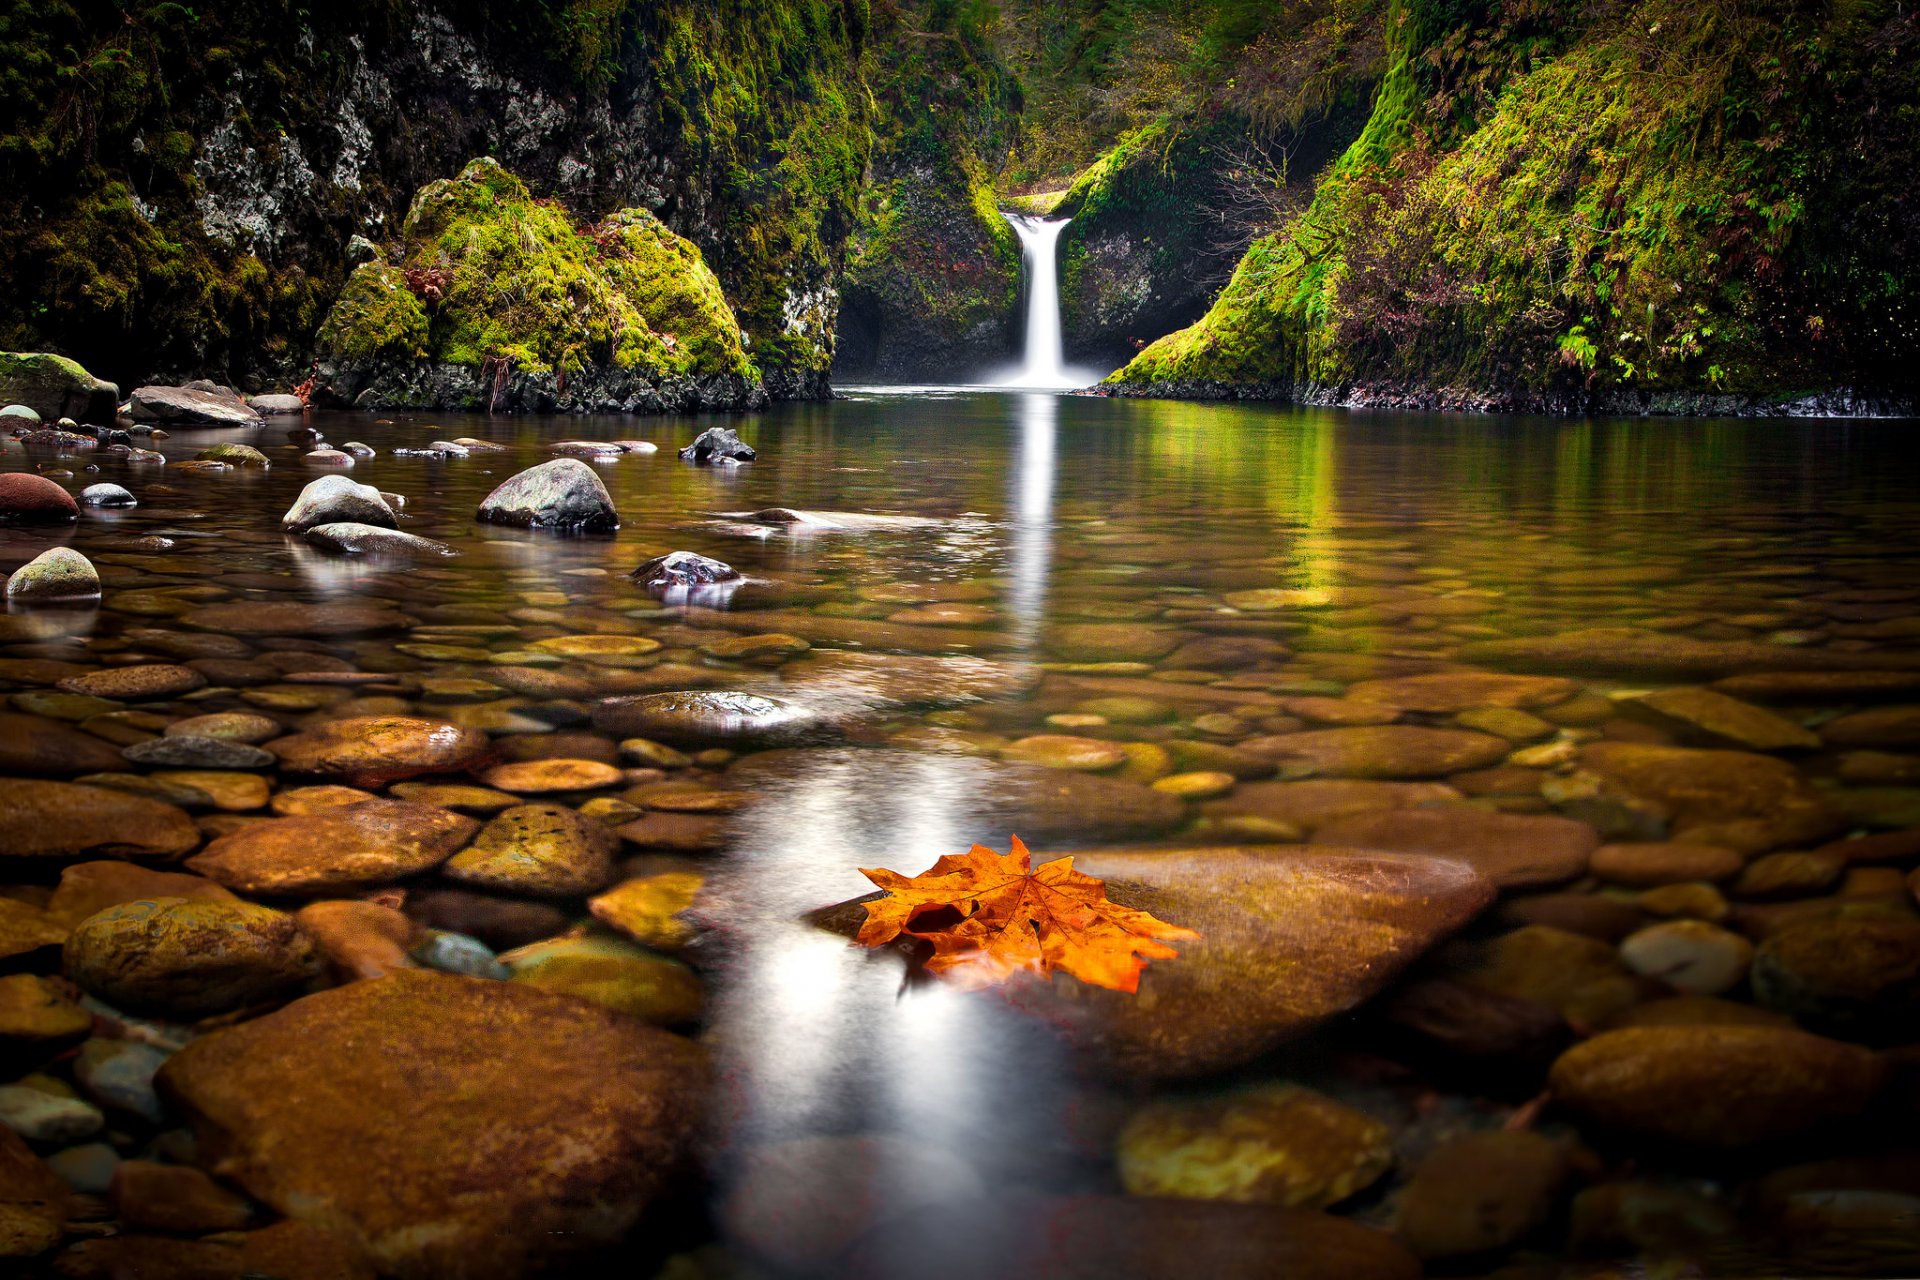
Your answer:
[1001,734,1129,771]
[1618,920,1754,995]
[186,798,480,896]
[56,663,206,700]
[74,1039,171,1122]
[0,1083,105,1143]
[409,930,510,979]
[44,1141,120,1194]
[1589,841,1745,885]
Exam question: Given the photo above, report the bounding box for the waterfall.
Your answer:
[999,214,1093,389]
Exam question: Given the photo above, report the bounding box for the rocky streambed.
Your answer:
[0,394,1917,1278]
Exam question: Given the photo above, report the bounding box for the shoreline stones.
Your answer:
[475,459,618,532]
[128,384,262,426]
[4,547,100,602]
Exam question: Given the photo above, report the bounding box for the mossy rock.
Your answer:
[0,353,119,424]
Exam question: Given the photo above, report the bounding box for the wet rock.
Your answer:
[198,442,270,468]
[63,897,321,1017]
[0,1084,103,1143]
[1198,778,1461,834]
[1590,841,1744,885]
[479,759,623,793]
[410,929,508,979]
[267,715,491,785]
[281,475,397,533]
[404,888,570,951]
[679,425,756,464]
[1715,670,1920,702]
[74,1039,169,1122]
[156,971,705,1280]
[1630,687,1822,750]
[55,663,204,701]
[589,873,704,951]
[1608,994,1794,1028]
[1374,977,1570,1082]
[187,799,479,896]
[444,803,619,897]
[525,633,661,664]
[0,1124,70,1255]
[594,690,830,748]
[187,599,415,637]
[1396,1130,1568,1260]
[475,459,618,532]
[164,711,281,744]
[1618,920,1754,996]
[1732,850,1844,899]
[303,522,455,558]
[1463,627,1920,678]
[249,393,306,415]
[1453,925,1639,1024]
[1243,726,1510,779]
[1044,623,1179,663]
[1822,705,1920,749]
[1312,807,1598,888]
[294,900,418,981]
[0,900,66,962]
[47,861,235,927]
[843,1195,1421,1280]
[40,1141,116,1197]
[612,810,729,852]
[1346,672,1581,712]
[128,385,261,425]
[0,472,79,523]
[78,483,135,509]
[500,934,702,1024]
[4,547,98,602]
[110,1159,254,1232]
[0,974,92,1052]
[779,650,1040,708]
[1547,1025,1887,1147]
[122,735,275,769]
[0,779,199,859]
[1002,735,1128,772]
[730,749,1186,843]
[1117,1084,1392,1208]
[1579,741,1844,853]
[631,550,738,593]
[1751,914,1920,1038]
[993,847,1494,1078]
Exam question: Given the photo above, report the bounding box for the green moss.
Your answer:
[320,158,753,382]
[317,263,429,363]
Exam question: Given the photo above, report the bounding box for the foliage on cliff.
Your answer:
[0,0,866,393]
[835,0,1023,378]
[319,159,754,382]
[1118,0,1920,404]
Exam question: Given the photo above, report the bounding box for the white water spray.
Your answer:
[998,214,1097,389]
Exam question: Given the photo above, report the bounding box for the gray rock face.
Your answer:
[79,483,136,507]
[4,547,100,601]
[475,459,619,533]
[303,522,456,558]
[631,551,738,593]
[249,393,307,414]
[122,736,277,769]
[679,426,756,464]
[282,475,398,533]
[128,385,263,426]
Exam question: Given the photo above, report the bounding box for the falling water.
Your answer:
[999,214,1095,389]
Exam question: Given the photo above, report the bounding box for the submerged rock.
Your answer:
[4,547,99,601]
[475,458,618,532]
[1311,807,1599,888]
[155,971,706,1280]
[1579,742,1844,853]
[63,897,321,1017]
[281,474,396,533]
[0,779,200,859]
[630,550,739,593]
[1242,725,1511,779]
[593,690,831,748]
[267,715,491,784]
[302,522,456,558]
[186,799,480,896]
[443,802,619,897]
[679,425,756,464]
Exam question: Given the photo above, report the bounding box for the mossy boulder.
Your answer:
[0,353,118,424]
[319,159,761,413]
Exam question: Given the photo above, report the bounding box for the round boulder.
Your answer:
[63,897,321,1017]
[4,547,100,602]
[475,459,618,532]
[281,475,397,533]
[0,473,78,524]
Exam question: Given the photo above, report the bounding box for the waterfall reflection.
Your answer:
[1007,391,1056,646]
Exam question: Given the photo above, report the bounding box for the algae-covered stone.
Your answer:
[0,351,118,422]
[63,897,321,1017]
[476,459,618,532]
[1117,1084,1392,1208]
[1244,725,1510,779]
[443,802,618,897]
[155,971,706,1280]
[1579,741,1844,853]
[589,872,705,951]
[4,547,99,602]
[198,443,270,468]
[500,934,703,1024]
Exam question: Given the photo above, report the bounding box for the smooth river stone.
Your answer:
[1345,672,1580,713]
[302,523,456,559]
[1001,735,1129,772]
[842,1195,1421,1280]
[995,847,1495,1078]
[155,971,704,1280]
[0,779,200,859]
[0,1125,70,1254]
[1711,671,1920,702]
[267,715,491,785]
[1630,687,1822,751]
[1241,726,1510,779]
[475,458,619,533]
[1461,627,1920,677]
[181,600,411,636]
[281,475,397,532]
[1820,705,1920,749]
[729,749,1186,843]
[56,664,206,701]
[122,736,275,769]
[1579,742,1845,853]
[479,759,623,793]
[592,691,831,748]
[186,799,479,896]
[1043,623,1181,664]
[777,650,1041,708]
[47,861,237,927]
[0,711,129,775]
[0,472,79,523]
[62,897,321,1018]
[1547,1025,1887,1148]
[443,803,618,897]
[1588,842,1745,885]
[1310,808,1600,888]
[1199,779,1464,835]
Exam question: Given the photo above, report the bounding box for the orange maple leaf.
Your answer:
[856,836,1199,993]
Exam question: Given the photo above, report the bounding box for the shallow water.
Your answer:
[3,390,1919,1277]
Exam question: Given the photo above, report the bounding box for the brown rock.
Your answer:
[294,900,419,980]
[0,779,200,859]
[0,472,79,524]
[1396,1130,1568,1259]
[1732,851,1844,900]
[0,712,129,775]
[443,803,618,897]
[845,1195,1421,1280]
[182,601,410,636]
[1454,925,1640,1025]
[187,799,479,896]
[1822,705,1920,749]
[268,716,491,786]
[0,973,91,1053]
[110,1159,254,1232]
[1548,1025,1887,1147]
[1713,671,1920,702]
[1462,627,1920,678]
[478,758,623,793]
[589,873,705,951]
[403,888,569,951]
[62,897,321,1017]
[1241,726,1510,779]
[1579,741,1844,853]
[47,861,237,926]
[1499,892,1646,941]
[612,810,729,853]
[1589,842,1745,886]
[0,1125,69,1257]
[1044,623,1180,663]
[1630,687,1821,750]
[238,1221,377,1280]
[1312,807,1599,889]
[778,650,1040,708]
[0,899,69,962]
[1375,977,1569,1079]
[1346,672,1580,713]
[1199,779,1462,834]
[155,971,705,1280]
[55,664,206,701]
[999,847,1494,1078]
